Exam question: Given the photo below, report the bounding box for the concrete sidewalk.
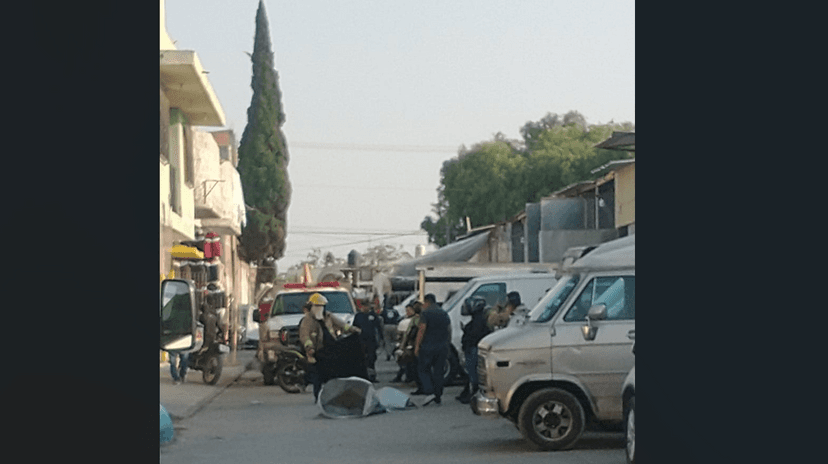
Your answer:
[160,349,257,421]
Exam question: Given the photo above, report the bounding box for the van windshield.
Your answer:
[442,280,477,313]
[528,275,580,323]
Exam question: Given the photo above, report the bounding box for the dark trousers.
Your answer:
[405,359,421,388]
[307,363,322,401]
[464,346,479,390]
[363,344,377,371]
[418,347,447,399]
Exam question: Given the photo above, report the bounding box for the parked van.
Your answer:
[440,272,557,383]
[471,235,635,451]
[415,262,556,306]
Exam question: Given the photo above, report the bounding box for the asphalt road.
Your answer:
[161,354,625,464]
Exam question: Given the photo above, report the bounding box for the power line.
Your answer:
[292,183,436,192]
[291,142,459,153]
[281,231,427,257]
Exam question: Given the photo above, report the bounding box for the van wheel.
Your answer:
[443,347,461,385]
[518,388,585,451]
[625,395,635,464]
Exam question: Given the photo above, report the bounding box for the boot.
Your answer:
[456,384,471,402]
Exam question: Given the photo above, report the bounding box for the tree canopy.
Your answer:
[237,1,291,269]
[421,111,634,245]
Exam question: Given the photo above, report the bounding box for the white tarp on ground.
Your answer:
[317,378,416,418]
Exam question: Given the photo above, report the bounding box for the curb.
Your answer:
[174,359,256,421]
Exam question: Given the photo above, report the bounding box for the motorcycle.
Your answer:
[269,326,308,393]
[188,340,229,385]
[188,311,230,385]
[161,279,229,385]
[270,327,368,393]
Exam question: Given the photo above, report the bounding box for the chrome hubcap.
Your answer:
[533,401,572,441]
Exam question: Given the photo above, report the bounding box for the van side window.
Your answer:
[470,283,507,308]
[564,276,635,322]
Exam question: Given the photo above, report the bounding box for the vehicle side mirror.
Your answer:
[581,304,607,341]
[252,309,261,323]
[587,304,607,321]
[160,279,198,351]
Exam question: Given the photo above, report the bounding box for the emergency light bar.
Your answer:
[282,281,341,289]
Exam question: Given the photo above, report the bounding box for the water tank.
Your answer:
[348,250,361,266]
[415,245,426,257]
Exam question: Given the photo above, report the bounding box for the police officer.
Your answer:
[353,298,382,380]
[380,295,402,361]
[298,293,361,401]
[457,297,490,403]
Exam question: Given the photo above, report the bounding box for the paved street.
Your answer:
[161,349,624,463]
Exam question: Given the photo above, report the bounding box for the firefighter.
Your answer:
[299,293,361,401]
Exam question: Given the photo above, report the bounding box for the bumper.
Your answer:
[470,391,500,417]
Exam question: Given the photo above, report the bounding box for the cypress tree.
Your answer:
[237,0,291,280]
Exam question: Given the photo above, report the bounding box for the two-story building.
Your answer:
[160,0,252,353]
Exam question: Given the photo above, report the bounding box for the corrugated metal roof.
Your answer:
[595,131,635,151]
[547,181,596,199]
[590,158,635,176]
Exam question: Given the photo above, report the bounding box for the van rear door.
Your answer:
[550,272,635,421]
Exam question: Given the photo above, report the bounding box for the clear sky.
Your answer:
[163,0,635,272]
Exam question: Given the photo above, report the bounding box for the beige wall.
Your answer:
[159,115,196,276]
[160,0,176,50]
[193,129,223,216]
[159,121,195,241]
[615,164,635,229]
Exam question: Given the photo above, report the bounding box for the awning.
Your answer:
[590,159,636,176]
[390,231,491,277]
[170,244,204,259]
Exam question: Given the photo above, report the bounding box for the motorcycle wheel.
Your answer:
[202,355,223,385]
[276,361,306,394]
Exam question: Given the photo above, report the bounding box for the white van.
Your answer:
[440,272,557,381]
[472,235,635,451]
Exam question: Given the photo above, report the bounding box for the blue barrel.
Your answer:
[160,404,174,444]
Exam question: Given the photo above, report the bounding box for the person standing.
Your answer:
[353,299,383,381]
[167,350,189,385]
[487,291,526,331]
[299,293,361,402]
[457,297,490,403]
[380,296,402,361]
[399,302,423,392]
[414,294,451,406]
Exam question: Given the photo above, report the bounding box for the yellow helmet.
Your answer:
[308,293,328,306]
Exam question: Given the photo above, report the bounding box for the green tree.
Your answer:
[237,0,291,278]
[420,112,633,245]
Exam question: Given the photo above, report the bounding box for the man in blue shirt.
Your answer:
[414,294,451,406]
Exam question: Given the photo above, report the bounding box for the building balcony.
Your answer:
[196,157,245,237]
[160,50,225,127]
